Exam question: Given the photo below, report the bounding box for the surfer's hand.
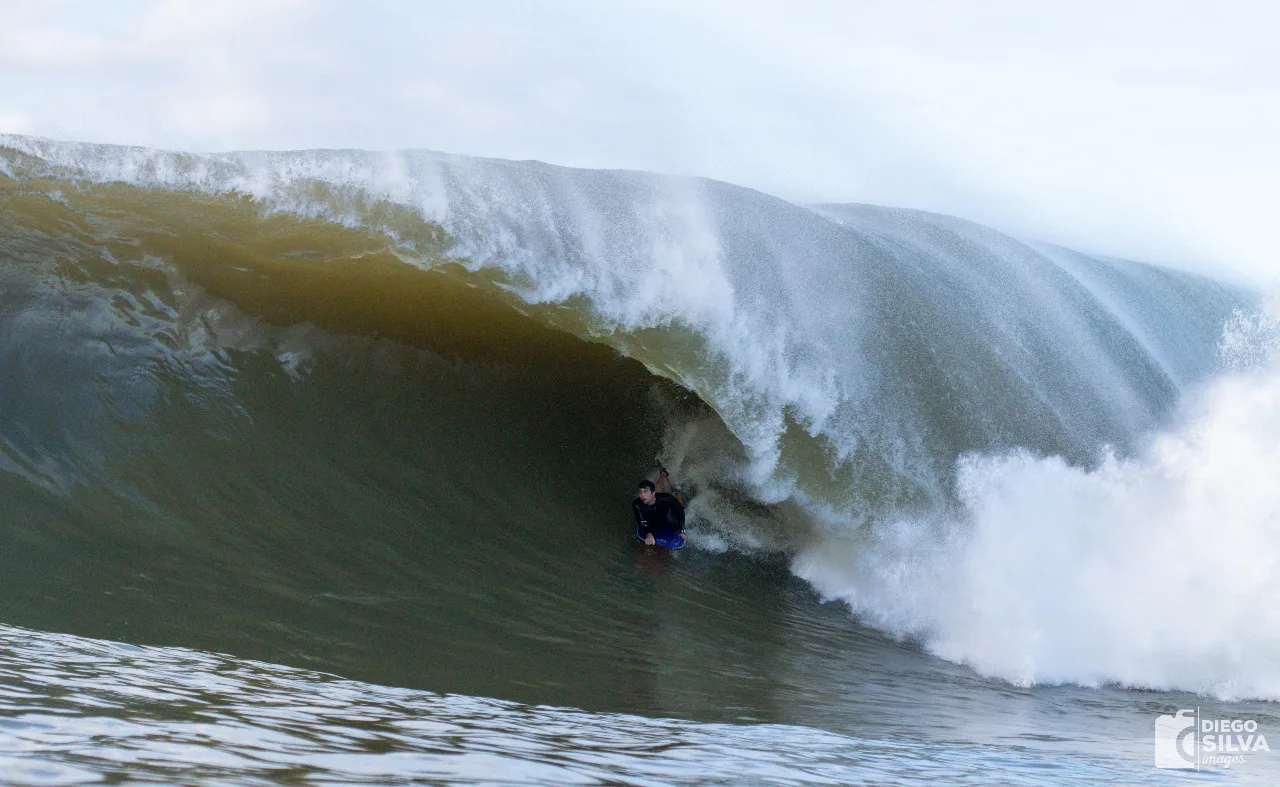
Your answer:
[644,534,655,546]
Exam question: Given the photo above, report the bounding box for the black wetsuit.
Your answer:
[633,492,685,540]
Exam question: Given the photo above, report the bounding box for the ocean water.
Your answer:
[1,134,1277,784]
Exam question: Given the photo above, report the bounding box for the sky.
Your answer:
[1,0,1278,282]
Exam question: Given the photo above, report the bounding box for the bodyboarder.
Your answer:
[632,478,686,547]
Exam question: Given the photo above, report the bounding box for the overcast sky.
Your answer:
[2,0,1277,282]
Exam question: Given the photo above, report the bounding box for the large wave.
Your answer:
[0,134,1269,699]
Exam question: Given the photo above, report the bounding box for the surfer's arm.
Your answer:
[669,498,686,531]
[668,498,687,539]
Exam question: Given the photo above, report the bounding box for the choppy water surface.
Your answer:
[5,623,1277,786]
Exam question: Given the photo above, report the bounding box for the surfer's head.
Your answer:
[637,480,656,504]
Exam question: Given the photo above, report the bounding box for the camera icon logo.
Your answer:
[1154,709,1198,769]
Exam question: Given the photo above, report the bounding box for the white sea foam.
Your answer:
[796,303,1280,698]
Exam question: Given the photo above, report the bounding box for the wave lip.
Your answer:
[1,134,1246,486]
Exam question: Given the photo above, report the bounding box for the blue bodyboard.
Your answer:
[637,531,685,549]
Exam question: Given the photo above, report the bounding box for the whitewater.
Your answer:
[1,133,1278,783]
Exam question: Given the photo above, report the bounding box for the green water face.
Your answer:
[0,174,890,730]
[0,255,904,729]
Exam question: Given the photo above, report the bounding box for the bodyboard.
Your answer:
[636,531,685,549]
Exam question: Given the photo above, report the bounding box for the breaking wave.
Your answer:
[0,133,1271,700]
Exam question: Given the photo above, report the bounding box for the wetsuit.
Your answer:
[633,492,685,541]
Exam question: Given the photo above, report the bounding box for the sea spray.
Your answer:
[796,301,1280,698]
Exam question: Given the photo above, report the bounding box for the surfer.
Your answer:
[633,478,686,546]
